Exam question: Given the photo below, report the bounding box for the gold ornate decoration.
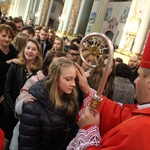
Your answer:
[40,0,51,27]
[126,17,141,36]
[26,0,35,21]
[0,0,11,15]
[66,0,82,35]
[0,0,10,6]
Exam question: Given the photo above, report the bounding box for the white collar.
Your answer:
[41,41,46,44]
[137,103,150,110]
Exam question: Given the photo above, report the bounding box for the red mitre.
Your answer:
[140,33,150,69]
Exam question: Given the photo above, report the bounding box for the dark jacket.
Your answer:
[3,63,37,111]
[129,67,139,85]
[37,38,52,59]
[0,44,18,96]
[18,78,78,150]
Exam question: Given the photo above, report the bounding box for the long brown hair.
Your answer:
[51,37,64,52]
[88,54,115,100]
[49,29,56,42]
[46,57,79,115]
[17,38,43,71]
[42,51,66,76]
[11,33,29,52]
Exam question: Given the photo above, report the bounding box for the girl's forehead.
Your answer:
[61,65,76,72]
[27,41,35,45]
[60,66,77,77]
[55,40,61,43]
[26,41,37,48]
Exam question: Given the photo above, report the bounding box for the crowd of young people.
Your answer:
[0,12,149,150]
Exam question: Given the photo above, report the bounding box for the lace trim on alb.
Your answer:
[67,125,101,150]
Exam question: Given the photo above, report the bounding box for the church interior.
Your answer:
[0,0,149,63]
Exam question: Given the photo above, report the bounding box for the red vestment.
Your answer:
[0,129,4,150]
[71,88,150,150]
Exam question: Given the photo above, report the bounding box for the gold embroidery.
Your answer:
[122,115,143,124]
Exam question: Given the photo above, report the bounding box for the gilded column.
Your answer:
[40,0,51,27]
[73,0,86,35]
[66,0,82,35]
[45,0,54,27]
[35,0,45,25]
[8,0,16,16]
[61,0,74,34]
[57,0,69,32]
[26,0,35,21]
[8,0,19,17]
[73,0,94,36]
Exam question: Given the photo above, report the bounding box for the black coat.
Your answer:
[0,44,18,96]
[18,78,78,150]
[3,63,37,111]
[0,44,18,129]
[37,38,53,59]
[129,67,139,85]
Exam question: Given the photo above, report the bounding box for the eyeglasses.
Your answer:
[68,51,79,57]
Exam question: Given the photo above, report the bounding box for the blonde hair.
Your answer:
[46,57,78,115]
[11,33,29,52]
[17,38,43,71]
[52,37,64,52]
[49,29,56,42]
